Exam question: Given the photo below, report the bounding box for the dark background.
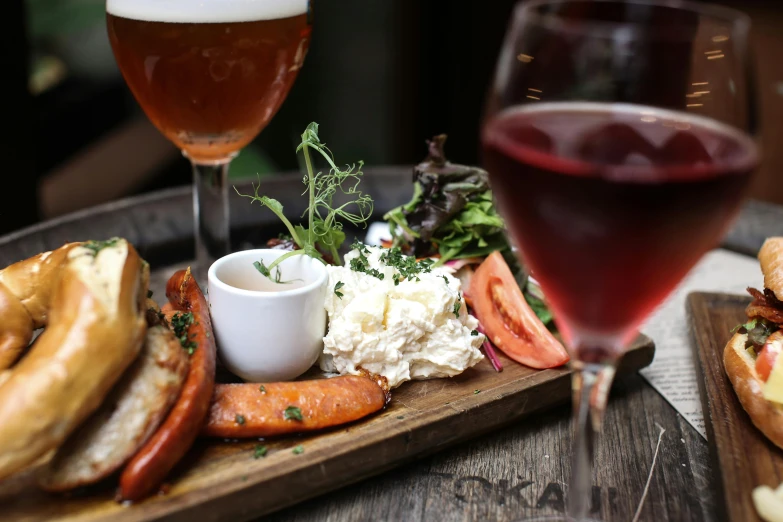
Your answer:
[4,0,783,235]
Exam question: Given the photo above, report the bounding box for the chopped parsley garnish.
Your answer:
[396,415,405,420]
[418,258,436,272]
[453,295,461,318]
[379,247,434,283]
[334,281,345,299]
[83,238,121,255]
[442,275,449,285]
[292,445,304,455]
[471,329,479,336]
[171,312,197,355]
[351,239,371,254]
[253,445,267,459]
[349,244,438,284]
[235,414,246,425]
[349,243,385,280]
[474,389,481,395]
[284,406,303,421]
[259,385,266,394]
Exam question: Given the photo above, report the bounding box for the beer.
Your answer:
[106,0,311,162]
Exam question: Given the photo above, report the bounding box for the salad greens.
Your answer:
[236,123,373,278]
[383,134,554,328]
[732,317,777,353]
[384,135,509,265]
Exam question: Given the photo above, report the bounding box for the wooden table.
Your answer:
[2,168,782,522]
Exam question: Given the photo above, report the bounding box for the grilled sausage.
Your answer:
[39,323,189,491]
[118,268,216,502]
[202,376,387,438]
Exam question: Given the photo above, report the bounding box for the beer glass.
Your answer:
[106,0,312,277]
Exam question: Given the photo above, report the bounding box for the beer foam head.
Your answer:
[107,0,308,23]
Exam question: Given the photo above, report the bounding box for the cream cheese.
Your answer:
[321,246,484,388]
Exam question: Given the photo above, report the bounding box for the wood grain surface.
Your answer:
[264,370,714,522]
[0,338,653,522]
[689,291,783,522]
[1,168,778,521]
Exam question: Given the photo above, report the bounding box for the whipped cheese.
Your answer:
[321,245,484,388]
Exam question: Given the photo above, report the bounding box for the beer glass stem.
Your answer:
[189,155,235,284]
[567,361,615,521]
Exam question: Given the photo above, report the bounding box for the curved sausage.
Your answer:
[202,376,387,438]
[118,268,216,502]
[39,323,189,492]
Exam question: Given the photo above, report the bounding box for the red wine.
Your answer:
[482,102,758,358]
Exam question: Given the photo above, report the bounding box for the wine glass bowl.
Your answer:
[481,1,758,519]
[487,0,753,129]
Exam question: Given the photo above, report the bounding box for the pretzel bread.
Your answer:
[0,239,147,480]
[0,243,81,370]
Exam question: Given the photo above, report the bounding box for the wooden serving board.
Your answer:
[0,337,654,522]
[689,291,783,522]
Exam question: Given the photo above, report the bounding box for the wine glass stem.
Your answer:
[190,156,233,283]
[567,361,616,521]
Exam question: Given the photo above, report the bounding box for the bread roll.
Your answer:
[724,332,783,449]
[759,237,783,300]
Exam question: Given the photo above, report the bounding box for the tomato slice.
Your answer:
[468,251,569,369]
[756,335,782,382]
[756,346,776,382]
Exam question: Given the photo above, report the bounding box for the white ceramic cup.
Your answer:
[207,249,328,382]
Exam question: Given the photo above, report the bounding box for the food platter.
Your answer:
[0,169,655,521]
[0,338,653,522]
[689,292,774,522]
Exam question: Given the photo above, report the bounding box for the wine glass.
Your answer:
[481,1,757,520]
[106,0,313,280]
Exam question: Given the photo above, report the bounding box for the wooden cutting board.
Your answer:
[0,338,654,522]
[689,291,783,522]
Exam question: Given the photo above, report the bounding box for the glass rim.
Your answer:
[514,0,752,38]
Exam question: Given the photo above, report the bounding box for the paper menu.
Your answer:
[639,248,762,439]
